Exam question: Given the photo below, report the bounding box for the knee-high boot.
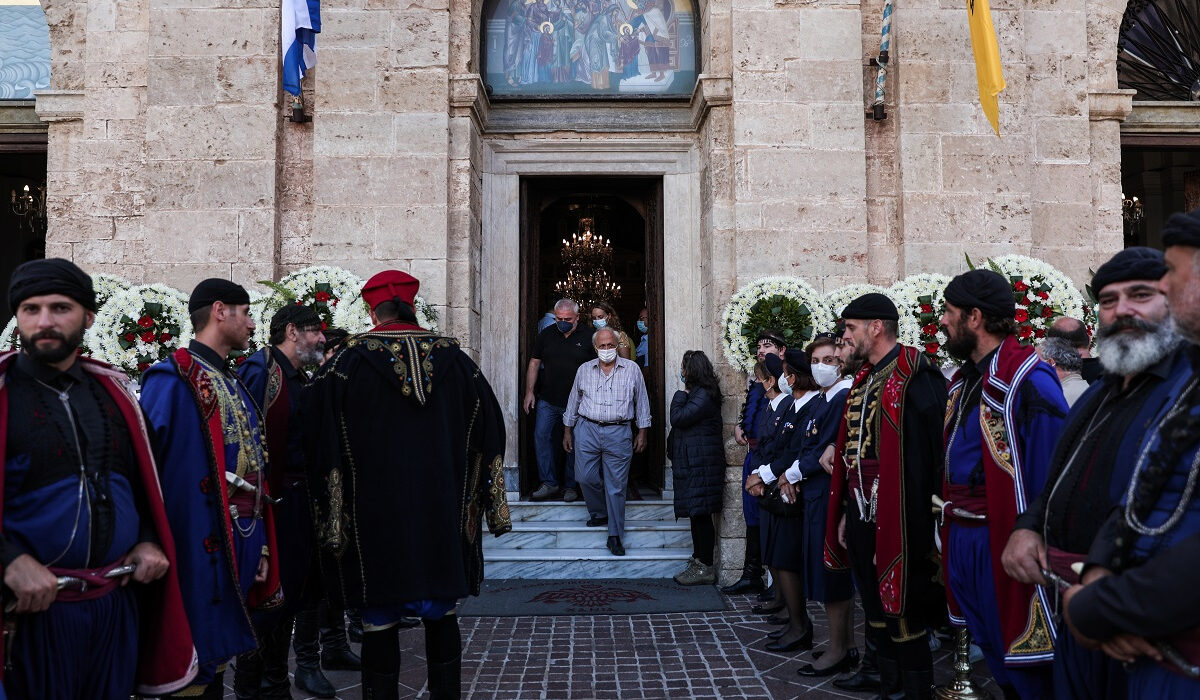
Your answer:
[294,608,336,698]
[361,627,401,700]
[424,615,462,700]
[720,525,765,594]
[233,650,263,700]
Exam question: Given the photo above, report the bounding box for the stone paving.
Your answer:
[222,592,998,699]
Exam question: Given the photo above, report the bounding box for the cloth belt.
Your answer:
[579,415,632,427]
[944,483,988,525]
[1046,546,1085,585]
[49,561,126,602]
[228,471,262,513]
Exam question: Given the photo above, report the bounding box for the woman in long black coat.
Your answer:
[668,350,725,585]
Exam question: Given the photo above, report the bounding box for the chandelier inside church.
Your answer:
[554,217,621,311]
[10,183,46,235]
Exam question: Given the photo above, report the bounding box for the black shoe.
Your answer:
[765,613,790,626]
[757,584,775,602]
[586,516,609,528]
[766,626,787,640]
[796,649,859,677]
[751,601,785,615]
[764,628,813,653]
[294,666,336,699]
[347,611,364,644]
[607,536,625,556]
[721,576,765,594]
[321,644,362,672]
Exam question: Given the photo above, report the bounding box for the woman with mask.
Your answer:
[743,354,799,636]
[747,350,825,653]
[775,335,859,676]
[668,351,725,585]
[590,302,635,360]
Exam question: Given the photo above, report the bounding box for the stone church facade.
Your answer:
[28,0,1133,580]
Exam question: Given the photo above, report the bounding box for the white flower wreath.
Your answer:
[980,255,1088,344]
[0,317,18,352]
[88,284,192,378]
[890,273,953,364]
[331,292,440,335]
[825,284,893,321]
[255,266,365,347]
[721,276,834,372]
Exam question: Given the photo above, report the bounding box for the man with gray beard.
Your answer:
[1001,247,1189,700]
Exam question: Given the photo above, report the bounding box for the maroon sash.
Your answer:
[50,562,127,603]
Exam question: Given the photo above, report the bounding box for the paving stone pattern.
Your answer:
[222,593,998,699]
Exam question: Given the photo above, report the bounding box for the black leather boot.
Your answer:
[426,652,462,699]
[200,669,228,700]
[293,608,336,698]
[320,622,362,671]
[833,634,881,693]
[720,525,765,594]
[362,671,400,700]
[233,651,262,700]
[347,610,364,644]
[260,622,294,699]
[876,655,903,700]
[901,669,934,700]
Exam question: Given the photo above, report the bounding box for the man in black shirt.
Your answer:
[1002,247,1184,700]
[523,299,595,501]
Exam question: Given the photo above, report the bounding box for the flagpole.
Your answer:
[871,0,894,120]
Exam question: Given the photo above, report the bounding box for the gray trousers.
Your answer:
[572,419,632,539]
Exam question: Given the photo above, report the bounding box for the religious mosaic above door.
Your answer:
[483,0,697,98]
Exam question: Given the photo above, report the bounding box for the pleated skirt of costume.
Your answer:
[802,477,853,603]
[762,504,806,572]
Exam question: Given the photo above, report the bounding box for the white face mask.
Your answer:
[776,373,792,395]
[598,348,618,363]
[811,362,841,388]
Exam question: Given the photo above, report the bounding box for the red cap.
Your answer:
[361,270,420,311]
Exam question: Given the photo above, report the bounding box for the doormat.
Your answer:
[458,578,727,617]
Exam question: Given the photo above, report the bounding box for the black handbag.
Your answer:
[757,482,804,518]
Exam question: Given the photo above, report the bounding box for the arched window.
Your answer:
[481,0,698,99]
[0,1,51,100]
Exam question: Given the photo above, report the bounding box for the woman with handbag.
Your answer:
[668,350,725,585]
[745,351,821,653]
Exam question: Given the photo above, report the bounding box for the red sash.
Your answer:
[825,345,924,616]
[50,562,126,603]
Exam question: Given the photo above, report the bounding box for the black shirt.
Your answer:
[531,324,595,407]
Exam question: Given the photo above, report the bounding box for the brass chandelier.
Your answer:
[553,216,621,311]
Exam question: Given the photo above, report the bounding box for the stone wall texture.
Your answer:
[38,0,1133,582]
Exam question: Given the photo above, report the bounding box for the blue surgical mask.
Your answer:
[556,320,573,333]
[679,372,686,384]
[593,318,608,329]
[637,320,648,333]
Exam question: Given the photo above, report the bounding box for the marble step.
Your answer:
[484,547,693,579]
[484,520,691,550]
[506,499,676,523]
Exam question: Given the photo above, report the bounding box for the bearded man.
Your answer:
[938,269,1067,700]
[1001,247,1185,700]
[825,293,947,699]
[1,259,195,699]
[141,279,282,698]
[1064,210,1200,697]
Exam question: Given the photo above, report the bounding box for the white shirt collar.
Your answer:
[825,377,853,400]
[792,391,819,411]
[768,392,788,411]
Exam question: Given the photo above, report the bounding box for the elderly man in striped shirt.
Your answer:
[563,327,652,556]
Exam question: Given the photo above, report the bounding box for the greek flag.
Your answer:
[282,0,320,96]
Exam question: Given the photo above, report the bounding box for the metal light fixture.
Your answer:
[553,216,621,310]
[10,183,46,235]
[1122,192,1145,239]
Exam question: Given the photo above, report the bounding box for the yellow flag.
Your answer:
[967,0,1005,136]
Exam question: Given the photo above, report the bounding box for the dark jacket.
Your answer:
[668,387,726,517]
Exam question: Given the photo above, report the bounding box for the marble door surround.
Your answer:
[480,139,703,496]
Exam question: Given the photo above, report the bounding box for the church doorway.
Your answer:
[0,149,48,330]
[517,176,666,497]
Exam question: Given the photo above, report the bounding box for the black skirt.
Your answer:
[763,502,807,572]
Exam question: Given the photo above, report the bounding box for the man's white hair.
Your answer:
[554,298,579,314]
[592,327,619,347]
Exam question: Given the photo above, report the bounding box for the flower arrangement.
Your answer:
[721,276,834,372]
[890,273,953,364]
[0,317,18,352]
[227,290,268,371]
[256,266,365,347]
[88,284,192,378]
[975,255,1088,344]
[825,284,893,322]
[332,292,440,334]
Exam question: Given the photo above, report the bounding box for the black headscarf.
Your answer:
[7,258,96,313]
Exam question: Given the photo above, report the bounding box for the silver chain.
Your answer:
[1123,375,1200,538]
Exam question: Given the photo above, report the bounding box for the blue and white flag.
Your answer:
[282,0,320,96]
